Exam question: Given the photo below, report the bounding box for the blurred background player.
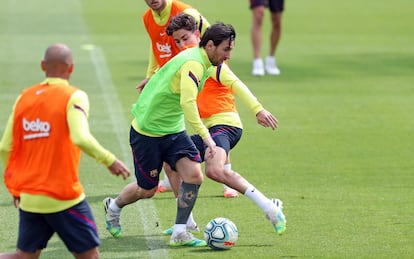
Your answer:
[250,0,284,76]
[0,43,130,259]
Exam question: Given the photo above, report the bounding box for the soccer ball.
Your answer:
[204,217,238,250]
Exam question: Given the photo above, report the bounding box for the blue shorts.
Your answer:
[250,0,285,12]
[130,127,202,190]
[191,125,243,162]
[17,199,99,253]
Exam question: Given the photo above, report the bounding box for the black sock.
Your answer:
[176,182,200,224]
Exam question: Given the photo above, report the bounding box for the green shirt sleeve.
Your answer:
[67,90,116,167]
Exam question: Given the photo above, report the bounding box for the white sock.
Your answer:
[109,198,122,213]
[244,186,272,212]
[164,172,170,181]
[173,224,186,235]
[186,212,196,227]
[161,172,171,187]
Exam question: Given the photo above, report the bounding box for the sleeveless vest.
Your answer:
[4,83,83,200]
[132,47,209,135]
[197,76,237,119]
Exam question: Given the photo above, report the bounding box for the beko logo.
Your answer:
[156,42,172,58]
[23,118,51,140]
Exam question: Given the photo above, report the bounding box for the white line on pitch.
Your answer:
[87,46,168,258]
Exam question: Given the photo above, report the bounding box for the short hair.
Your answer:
[199,22,236,48]
[166,13,197,36]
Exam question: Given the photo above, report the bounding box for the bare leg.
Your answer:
[0,249,41,259]
[73,248,99,259]
[265,11,282,75]
[115,182,156,208]
[104,181,157,238]
[269,11,282,56]
[163,163,181,197]
[157,164,173,193]
[204,147,249,193]
[251,6,265,59]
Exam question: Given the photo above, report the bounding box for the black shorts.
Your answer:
[191,125,243,162]
[250,0,285,12]
[130,126,201,190]
[17,199,99,253]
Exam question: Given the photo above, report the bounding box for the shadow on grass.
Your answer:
[0,201,14,208]
[85,193,230,203]
[85,194,126,204]
[41,234,167,257]
[100,234,165,253]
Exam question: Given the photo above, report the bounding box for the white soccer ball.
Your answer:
[204,217,238,250]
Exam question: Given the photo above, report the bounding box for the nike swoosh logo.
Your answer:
[36,89,46,95]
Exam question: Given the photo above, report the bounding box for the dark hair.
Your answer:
[166,13,197,36]
[199,22,236,48]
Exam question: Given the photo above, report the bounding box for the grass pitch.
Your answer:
[1,0,414,258]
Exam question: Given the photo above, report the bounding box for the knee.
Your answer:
[205,166,223,182]
[144,188,157,198]
[74,247,99,259]
[181,166,204,185]
[192,171,204,185]
[137,186,156,199]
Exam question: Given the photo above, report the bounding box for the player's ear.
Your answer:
[40,60,46,72]
[68,63,74,73]
[195,30,201,39]
[206,40,214,50]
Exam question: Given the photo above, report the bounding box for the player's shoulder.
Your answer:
[182,59,205,72]
[70,89,88,102]
[182,8,201,17]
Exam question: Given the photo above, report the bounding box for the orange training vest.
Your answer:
[142,0,192,67]
[4,83,83,200]
[197,77,237,119]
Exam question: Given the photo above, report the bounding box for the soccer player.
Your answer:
[0,43,131,259]
[163,13,286,235]
[104,22,237,247]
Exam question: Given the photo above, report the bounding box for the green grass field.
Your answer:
[1,0,414,258]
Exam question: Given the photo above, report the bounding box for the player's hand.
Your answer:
[108,159,131,180]
[256,109,278,130]
[136,78,149,92]
[203,136,217,159]
[13,196,20,208]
